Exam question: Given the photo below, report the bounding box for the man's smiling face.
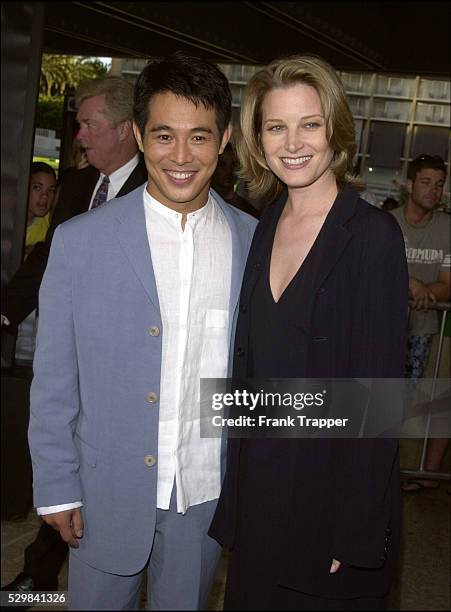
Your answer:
[133,91,230,213]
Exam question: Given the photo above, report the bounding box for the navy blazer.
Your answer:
[209,184,409,599]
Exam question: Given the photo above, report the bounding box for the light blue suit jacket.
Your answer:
[28,185,257,575]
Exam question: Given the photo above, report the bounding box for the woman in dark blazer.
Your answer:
[209,55,408,610]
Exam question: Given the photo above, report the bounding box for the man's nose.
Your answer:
[75,126,85,141]
[172,140,194,164]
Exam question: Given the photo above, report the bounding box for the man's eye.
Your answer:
[32,185,42,192]
[157,134,171,142]
[193,135,207,142]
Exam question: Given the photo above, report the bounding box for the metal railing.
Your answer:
[401,302,450,481]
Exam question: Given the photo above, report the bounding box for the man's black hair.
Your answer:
[133,52,232,138]
[407,155,446,181]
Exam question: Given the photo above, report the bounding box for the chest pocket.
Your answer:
[205,308,229,331]
[200,309,230,378]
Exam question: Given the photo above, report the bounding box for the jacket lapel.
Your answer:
[310,184,358,293]
[292,184,358,333]
[213,191,254,337]
[116,157,147,197]
[114,186,160,311]
[75,166,100,215]
[241,194,285,306]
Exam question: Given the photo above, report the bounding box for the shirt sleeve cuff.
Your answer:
[37,501,83,515]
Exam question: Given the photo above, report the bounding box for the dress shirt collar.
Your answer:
[100,153,140,198]
[143,187,213,228]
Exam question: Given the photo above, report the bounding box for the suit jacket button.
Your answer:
[318,287,326,294]
[144,455,156,467]
[240,304,247,313]
[149,326,160,336]
[236,348,245,357]
[147,392,158,403]
[253,262,262,271]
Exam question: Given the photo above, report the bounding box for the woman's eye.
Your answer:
[305,122,320,129]
[268,125,284,132]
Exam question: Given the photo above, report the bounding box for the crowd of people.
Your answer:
[1,51,449,611]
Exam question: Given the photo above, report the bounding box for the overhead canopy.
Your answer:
[43,1,450,76]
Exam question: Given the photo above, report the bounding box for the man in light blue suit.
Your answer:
[28,53,257,610]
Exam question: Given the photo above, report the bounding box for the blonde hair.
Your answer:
[75,76,134,127]
[237,55,364,202]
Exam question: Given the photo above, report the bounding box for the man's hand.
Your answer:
[329,558,342,573]
[42,508,84,548]
[409,278,436,311]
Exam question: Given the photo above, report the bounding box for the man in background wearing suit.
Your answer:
[27,53,256,610]
[2,76,147,594]
[2,75,147,330]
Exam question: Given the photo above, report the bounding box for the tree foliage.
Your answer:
[40,54,108,96]
[35,96,65,138]
[36,55,109,137]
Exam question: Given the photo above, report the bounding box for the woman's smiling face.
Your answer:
[261,83,335,192]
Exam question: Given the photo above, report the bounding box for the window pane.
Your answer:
[368,122,405,168]
[411,126,449,159]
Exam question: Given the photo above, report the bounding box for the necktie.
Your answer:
[91,175,110,209]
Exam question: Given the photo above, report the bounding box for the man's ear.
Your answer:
[117,120,133,142]
[219,123,233,155]
[132,122,144,152]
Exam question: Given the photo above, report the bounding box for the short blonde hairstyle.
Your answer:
[75,76,134,127]
[237,55,364,202]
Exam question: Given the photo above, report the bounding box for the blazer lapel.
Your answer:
[241,195,286,306]
[213,192,252,335]
[311,184,358,293]
[291,185,358,334]
[75,166,100,215]
[116,157,147,197]
[115,187,160,310]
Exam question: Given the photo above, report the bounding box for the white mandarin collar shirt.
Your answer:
[143,186,232,513]
[88,153,140,210]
